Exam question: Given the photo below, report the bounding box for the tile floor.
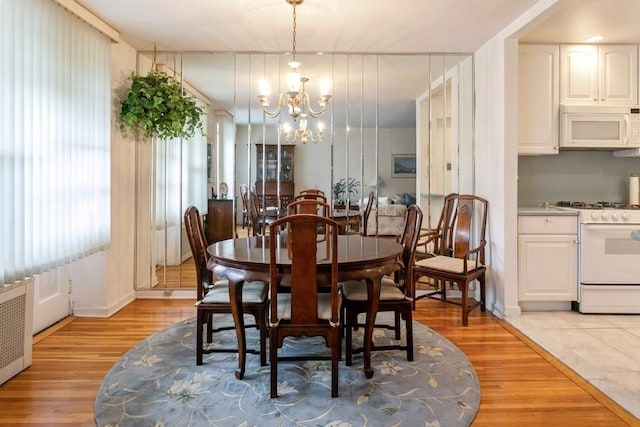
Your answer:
[506,311,640,420]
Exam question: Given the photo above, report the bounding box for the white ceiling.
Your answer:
[77,0,640,53]
[78,0,541,53]
[76,0,640,127]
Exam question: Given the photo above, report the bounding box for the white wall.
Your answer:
[473,0,561,319]
[72,40,139,316]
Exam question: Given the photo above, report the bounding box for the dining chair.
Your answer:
[248,191,276,236]
[299,188,326,197]
[412,193,458,301]
[340,204,423,365]
[294,190,327,203]
[183,206,268,366]
[239,184,249,229]
[360,191,375,236]
[411,194,488,326]
[268,214,341,398]
[286,198,331,217]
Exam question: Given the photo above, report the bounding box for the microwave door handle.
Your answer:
[624,115,630,144]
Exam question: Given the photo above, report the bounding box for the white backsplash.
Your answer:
[518,151,640,206]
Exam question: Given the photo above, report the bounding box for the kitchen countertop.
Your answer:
[518,205,579,216]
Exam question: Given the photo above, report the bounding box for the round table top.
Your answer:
[208,234,401,270]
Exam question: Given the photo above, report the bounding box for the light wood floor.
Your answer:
[0,298,637,426]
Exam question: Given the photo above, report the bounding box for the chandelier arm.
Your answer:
[258,92,290,117]
[306,104,329,119]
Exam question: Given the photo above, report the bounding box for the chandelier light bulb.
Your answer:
[258,79,271,97]
[319,78,331,97]
[286,70,301,93]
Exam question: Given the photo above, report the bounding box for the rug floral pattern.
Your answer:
[95,314,480,426]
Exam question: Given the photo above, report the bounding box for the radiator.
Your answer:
[0,279,34,385]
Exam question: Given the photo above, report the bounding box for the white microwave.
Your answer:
[560,105,640,149]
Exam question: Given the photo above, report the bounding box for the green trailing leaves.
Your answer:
[120,70,205,140]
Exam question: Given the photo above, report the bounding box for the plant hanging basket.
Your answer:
[120,70,204,140]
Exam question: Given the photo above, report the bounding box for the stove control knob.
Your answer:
[621,212,629,221]
[601,212,609,221]
[611,212,619,221]
[591,212,600,221]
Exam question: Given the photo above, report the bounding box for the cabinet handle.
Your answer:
[545,218,551,222]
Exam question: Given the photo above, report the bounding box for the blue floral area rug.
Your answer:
[95,314,480,426]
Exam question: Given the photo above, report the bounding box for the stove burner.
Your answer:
[555,201,640,210]
[556,201,601,209]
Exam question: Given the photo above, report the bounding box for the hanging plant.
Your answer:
[119,70,205,140]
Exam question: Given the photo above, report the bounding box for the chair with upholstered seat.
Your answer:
[411,194,488,326]
[340,204,423,365]
[183,205,269,366]
[268,214,341,398]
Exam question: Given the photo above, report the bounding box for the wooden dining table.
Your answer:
[207,234,403,380]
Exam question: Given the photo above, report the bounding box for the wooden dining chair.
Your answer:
[294,190,327,203]
[360,191,375,236]
[411,194,488,326]
[248,191,276,236]
[239,184,249,229]
[183,206,268,366]
[340,204,423,365]
[268,214,341,398]
[298,188,326,197]
[286,198,331,217]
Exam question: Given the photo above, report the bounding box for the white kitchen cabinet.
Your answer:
[518,44,559,155]
[560,44,638,105]
[518,215,578,301]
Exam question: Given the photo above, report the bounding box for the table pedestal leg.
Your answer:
[363,276,381,379]
[229,279,247,380]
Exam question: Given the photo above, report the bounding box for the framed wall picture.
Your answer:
[391,154,416,178]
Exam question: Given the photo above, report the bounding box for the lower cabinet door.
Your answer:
[518,234,578,301]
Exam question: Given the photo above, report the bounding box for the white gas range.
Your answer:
[555,201,640,314]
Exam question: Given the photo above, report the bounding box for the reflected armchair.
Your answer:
[411,194,488,326]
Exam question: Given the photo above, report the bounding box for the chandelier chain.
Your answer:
[291,3,297,61]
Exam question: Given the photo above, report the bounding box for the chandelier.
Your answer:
[281,118,324,144]
[257,0,331,143]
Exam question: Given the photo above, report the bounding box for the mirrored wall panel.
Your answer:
[133,52,474,291]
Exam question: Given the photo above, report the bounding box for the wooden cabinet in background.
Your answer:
[204,198,235,243]
[255,144,295,208]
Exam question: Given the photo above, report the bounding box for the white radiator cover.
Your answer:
[0,279,34,385]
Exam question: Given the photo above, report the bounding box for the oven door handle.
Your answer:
[583,224,639,230]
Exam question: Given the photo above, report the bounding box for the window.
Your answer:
[0,0,111,286]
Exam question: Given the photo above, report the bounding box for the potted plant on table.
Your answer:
[119,70,204,140]
[332,178,360,206]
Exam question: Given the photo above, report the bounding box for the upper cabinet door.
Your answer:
[518,44,559,155]
[560,45,598,105]
[599,45,638,105]
[561,44,638,105]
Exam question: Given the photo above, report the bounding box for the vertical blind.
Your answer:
[154,99,208,229]
[0,0,111,286]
